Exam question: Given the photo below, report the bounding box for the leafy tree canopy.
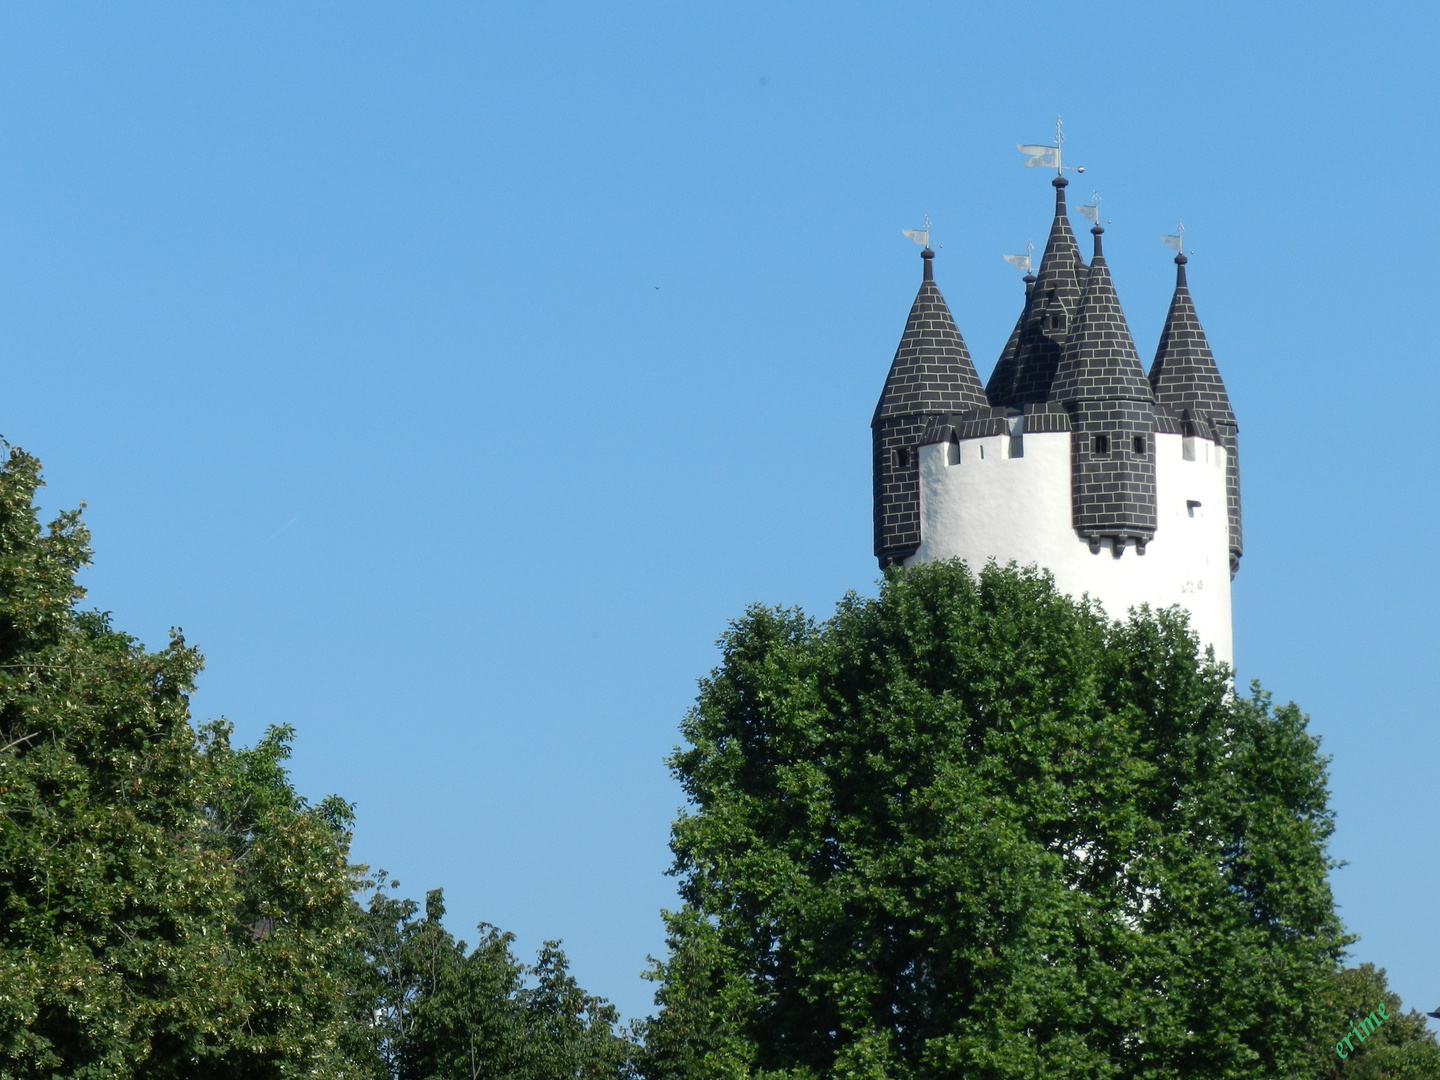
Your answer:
[641,561,1353,1080]
[1312,964,1440,1079]
[356,884,634,1080]
[0,445,364,1078]
[0,443,634,1080]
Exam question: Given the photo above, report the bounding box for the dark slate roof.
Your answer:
[873,249,989,424]
[1048,228,1153,403]
[1148,255,1234,425]
[983,274,1033,404]
[991,177,1089,407]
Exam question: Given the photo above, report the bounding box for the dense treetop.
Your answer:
[640,561,1400,1080]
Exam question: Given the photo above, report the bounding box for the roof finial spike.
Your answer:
[1160,220,1191,281]
[1091,224,1105,259]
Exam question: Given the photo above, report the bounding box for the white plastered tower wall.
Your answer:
[907,429,1233,666]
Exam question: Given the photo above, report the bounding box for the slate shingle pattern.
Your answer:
[1048,232,1153,403]
[1149,255,1242,570]
[872,253,988,423]
[872,250,989,565]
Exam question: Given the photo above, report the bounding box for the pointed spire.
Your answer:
[873,248,989,424]
[1150,254,1242,572]
[1033,177,1087,308]
[1149,254,1235,426]
[984,272,1035,404]
[994,177,1090,406]
[1048,226,1152,403]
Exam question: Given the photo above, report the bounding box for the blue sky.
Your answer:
[2,2,1436,1025]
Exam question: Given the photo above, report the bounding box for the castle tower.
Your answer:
[872,247,989,567]
[873,184,1240,665]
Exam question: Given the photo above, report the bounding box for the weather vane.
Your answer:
[1160,220,1190,254]
[1077,190,1107,225]
[1002,239,1034,273]
[1017,116,1085,175]
[901,215,932,249]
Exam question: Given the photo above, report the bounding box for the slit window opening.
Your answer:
[892,447,910,468]
[946,438,960,466]
[1133,435,1146,456]
[1093,434,1110,456]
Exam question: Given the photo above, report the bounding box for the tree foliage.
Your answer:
[0,443,633,1080]
[357,884,634,1080]
[1311,964,1440,1079]
[0,446,364,1077]
[641,561,1354,1080]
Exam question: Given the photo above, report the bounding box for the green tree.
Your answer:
[357,884,633,1080]
[640,561,1350,1080]
[1311,964,1440,1079]
[0,445,367,1078]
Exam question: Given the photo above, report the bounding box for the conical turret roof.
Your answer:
[873,249,988,424]
[1031,177,1088,308]
[995,177,1089,406]
[984,273,1034,404]
[1049,227,1153,403]
[1149,255,1234,424]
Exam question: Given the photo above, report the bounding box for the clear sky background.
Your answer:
[0,1,1435,1026]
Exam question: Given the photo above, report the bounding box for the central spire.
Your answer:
[988,176,1089,406]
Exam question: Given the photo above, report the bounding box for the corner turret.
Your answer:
[1048,226,1158,552]
[872,247,988,566]
[1150,254,1242,575]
